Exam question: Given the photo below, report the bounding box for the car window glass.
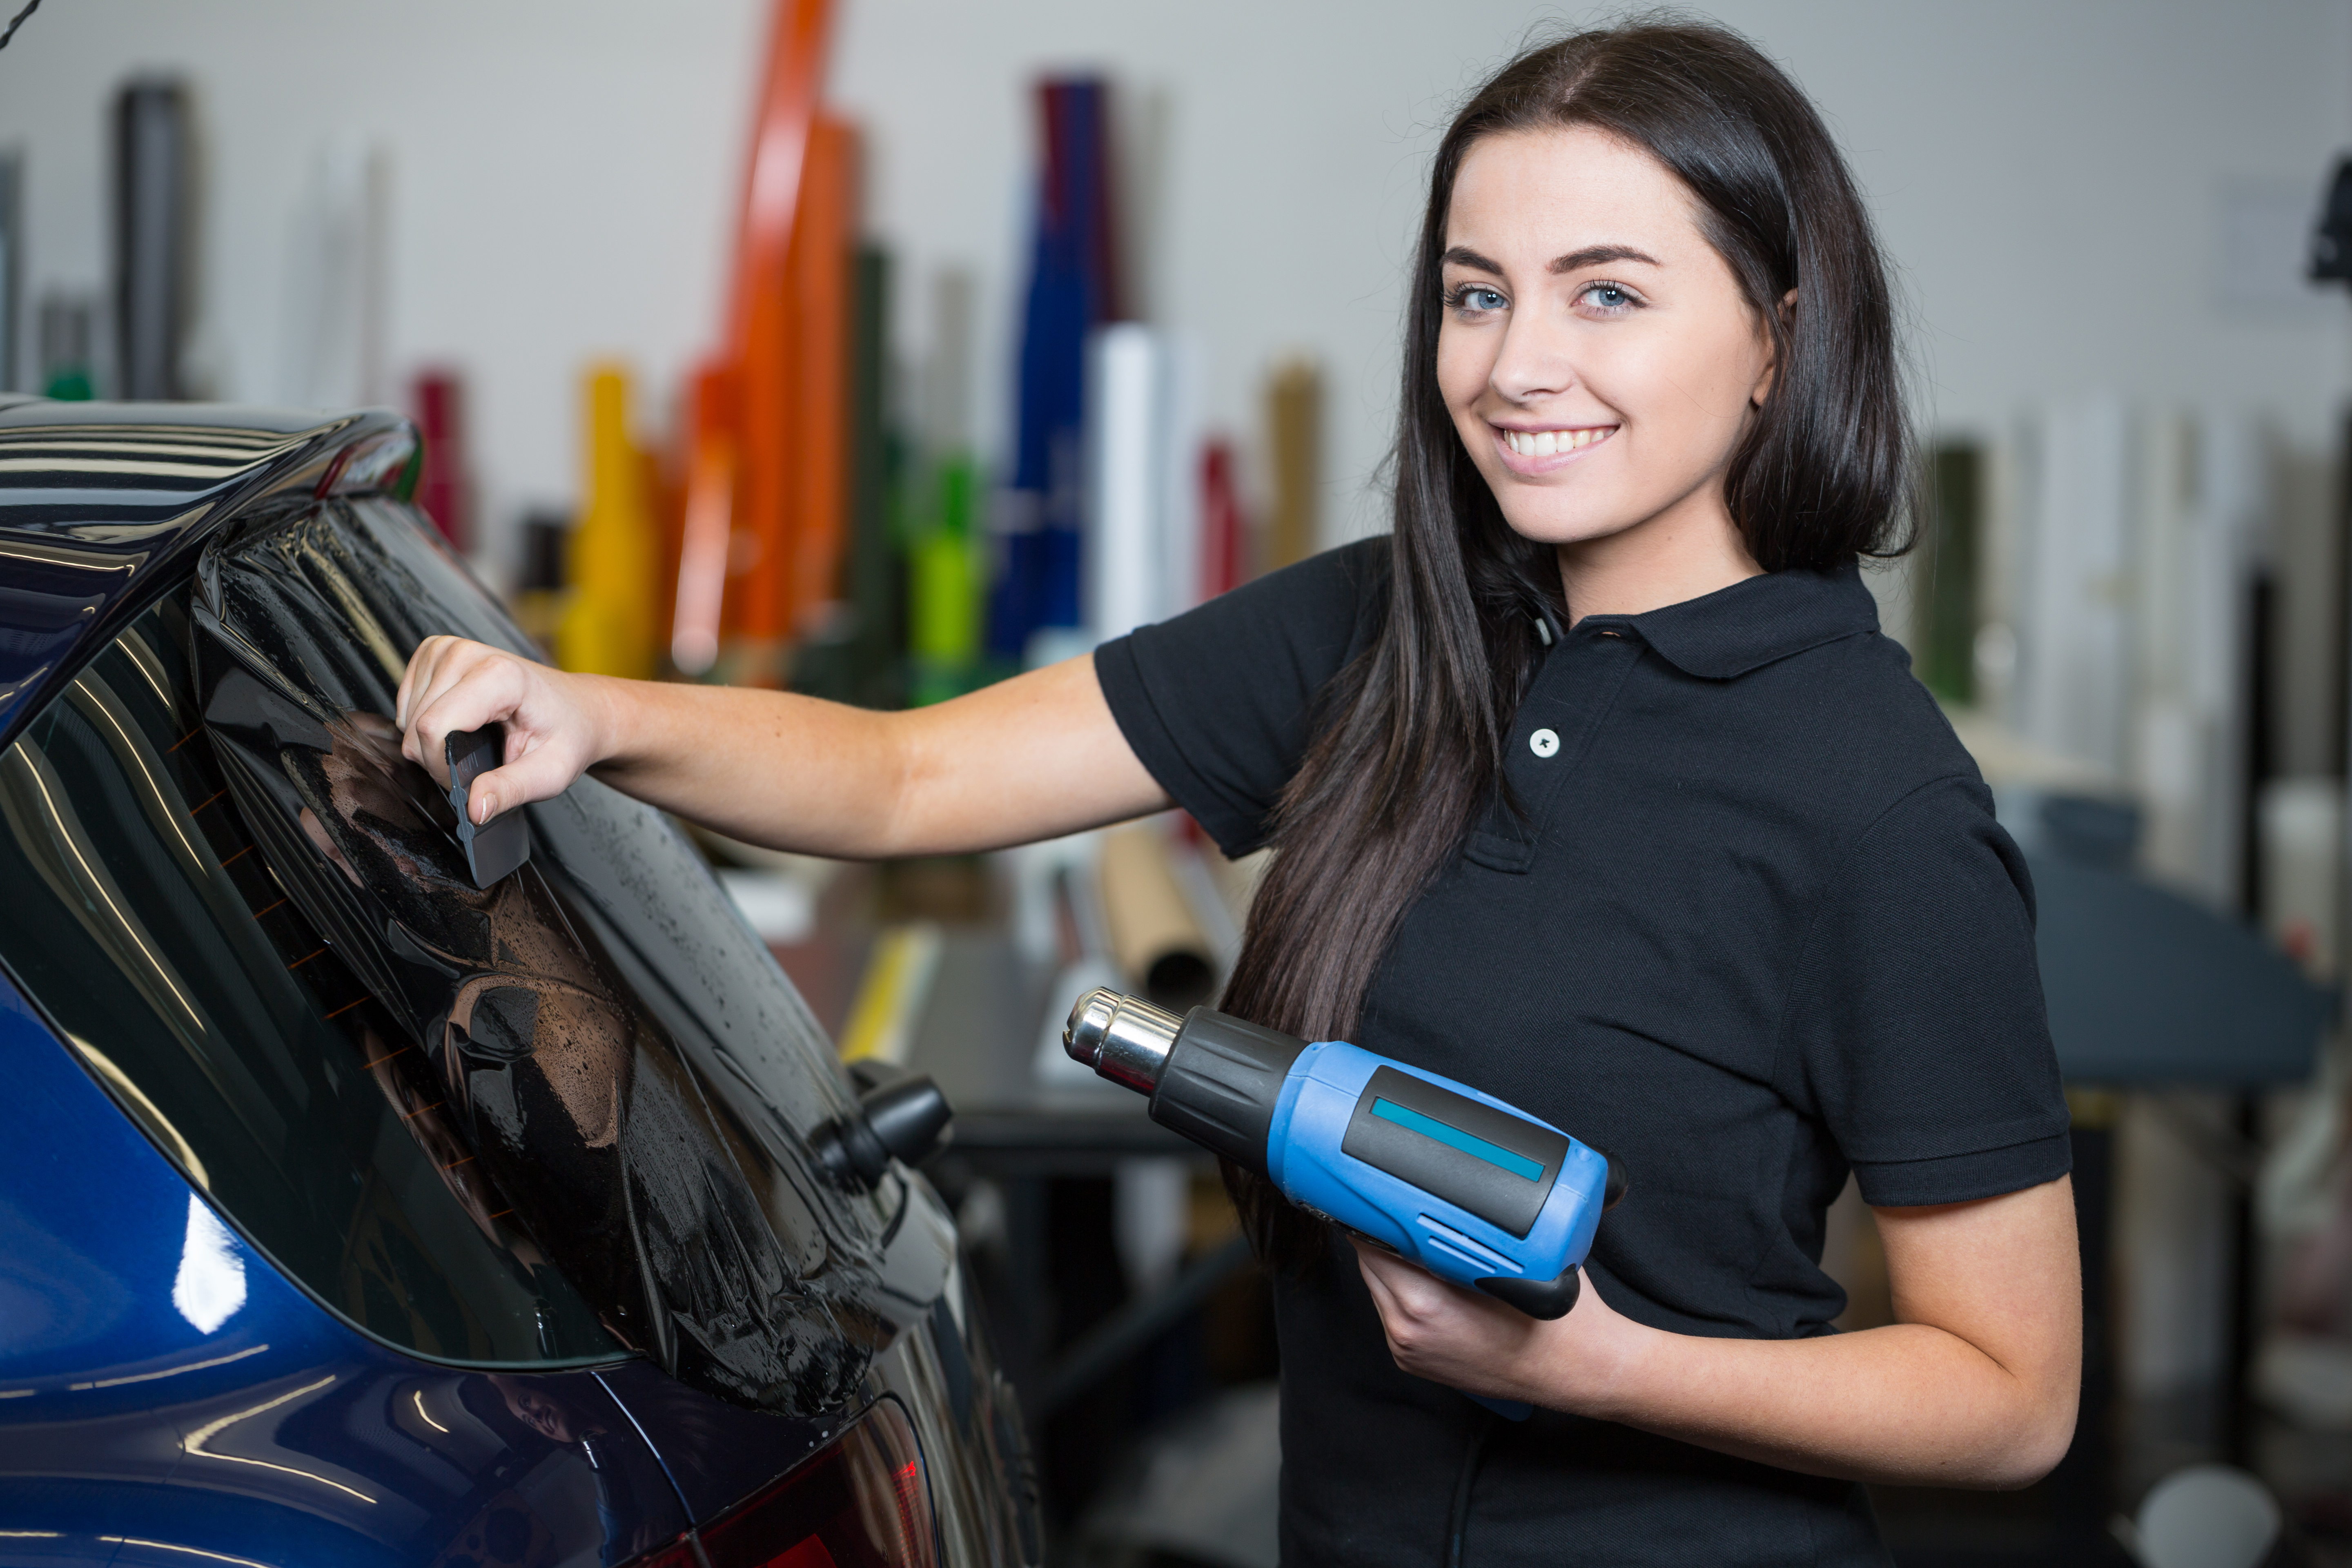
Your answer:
[0,589,618,1363]
[282,499,855,1141]
[175,499,899,1414]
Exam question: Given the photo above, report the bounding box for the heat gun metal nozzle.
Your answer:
[1063,987,1183,1094]
[1065,989,1307,1177]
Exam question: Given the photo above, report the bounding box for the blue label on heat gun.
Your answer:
[1370,1098,1547,1181]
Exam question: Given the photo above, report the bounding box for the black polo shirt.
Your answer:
[1095,539,2071,1568]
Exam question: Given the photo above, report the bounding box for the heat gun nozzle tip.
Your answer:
[1063,987,1182,1093]
[1063,986,1119,1065]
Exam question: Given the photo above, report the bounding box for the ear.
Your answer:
[1751,289,1795,408]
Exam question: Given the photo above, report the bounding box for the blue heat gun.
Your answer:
[1063,988,1626,1420]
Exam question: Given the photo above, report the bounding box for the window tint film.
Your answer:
[0,588,617,1363]
[170,498,905,1414]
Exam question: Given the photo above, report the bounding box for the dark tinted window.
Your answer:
[0,587,617,1362]
[0,495,892,1408]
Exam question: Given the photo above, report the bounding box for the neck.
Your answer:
[1555,487,1762,624]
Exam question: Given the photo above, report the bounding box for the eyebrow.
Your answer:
[1439,243,1663,274]
[1551,244,1659,273]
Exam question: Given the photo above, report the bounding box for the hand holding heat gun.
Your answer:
[1062,988,1626,1417]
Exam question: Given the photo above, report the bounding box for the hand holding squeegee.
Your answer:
[1063,987,1626,1418]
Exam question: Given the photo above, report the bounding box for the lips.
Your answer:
[1490,423,1617,472]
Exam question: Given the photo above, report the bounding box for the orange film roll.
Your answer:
[672,361,737,675]
[698,0,834,666]
[786,114,856,635]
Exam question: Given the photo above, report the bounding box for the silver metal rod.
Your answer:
[1062,987,1182,1094]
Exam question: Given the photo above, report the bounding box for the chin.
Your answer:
[1493,504,1645,551]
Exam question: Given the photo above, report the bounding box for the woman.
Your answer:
[399,21,2080,1565]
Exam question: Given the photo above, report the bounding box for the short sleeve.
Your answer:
[1780,775,2073,1207]
[1094,538,1387,857]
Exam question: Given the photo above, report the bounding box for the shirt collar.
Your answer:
[1578,559,1880,680]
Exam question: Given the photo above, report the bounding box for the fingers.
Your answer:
[462,746,579,825]
[1352,1244,1408,1362]
[392,634,445,733]
[398,639,530,789]
[394,634,478,741]
[1353,1239,1403,1304]
[1353,1238,1521,1349]
[394,635,605,822]
[1352,1239,1435,1306]
[397,635,468,775]
[1353,1241,1443,1351]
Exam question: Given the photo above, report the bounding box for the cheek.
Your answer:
[1435,321,1495,417]
[1611,332,1759,449]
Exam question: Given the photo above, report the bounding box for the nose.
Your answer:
[1488,310,1577,406]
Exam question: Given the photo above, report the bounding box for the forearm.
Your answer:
[1354,1180,2080,1491]
[1566,1316,2074,1489]
[579,676,908,855]
[578,654,1169,858]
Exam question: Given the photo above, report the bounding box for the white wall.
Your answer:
[0,0,2345,572]
[0,0,772,557]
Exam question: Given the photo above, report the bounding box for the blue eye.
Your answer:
[1580,282,1637,312]
[1450,285,1506,314]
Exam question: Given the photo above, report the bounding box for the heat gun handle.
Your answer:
[1476,1265,1581,1318]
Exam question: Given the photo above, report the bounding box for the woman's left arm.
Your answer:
[1355,1174,2081,1489]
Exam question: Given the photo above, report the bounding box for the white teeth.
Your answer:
[1503,426,1616,458]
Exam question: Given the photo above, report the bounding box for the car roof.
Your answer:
[0,398,419,746]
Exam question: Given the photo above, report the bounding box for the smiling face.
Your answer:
[1438,125,1777,592]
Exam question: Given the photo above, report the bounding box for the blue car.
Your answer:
[0,399,1042,1567]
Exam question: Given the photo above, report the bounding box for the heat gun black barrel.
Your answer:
[1063,989,1304,1174]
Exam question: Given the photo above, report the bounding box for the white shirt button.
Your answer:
[1529,728,1561,759]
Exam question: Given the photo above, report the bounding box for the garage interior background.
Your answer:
[4,1,2352,1565]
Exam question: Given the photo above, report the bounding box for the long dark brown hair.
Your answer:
[1217,19,1913,1266]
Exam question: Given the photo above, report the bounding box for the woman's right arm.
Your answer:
[394,636,1171,858]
